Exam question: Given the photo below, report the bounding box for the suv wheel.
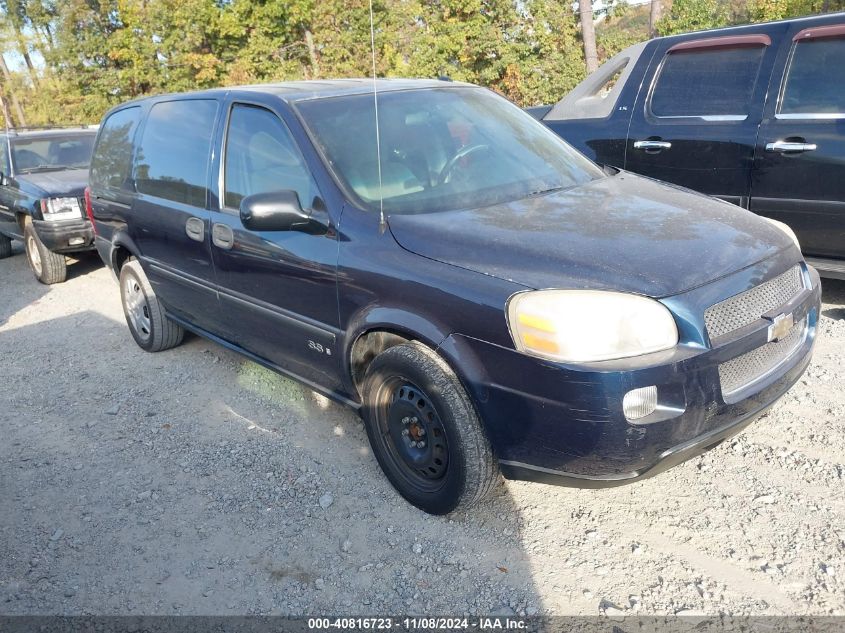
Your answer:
[361,341,499,515]
[119,259,184,352]
[0,233,11,259]
[24,220,67,284]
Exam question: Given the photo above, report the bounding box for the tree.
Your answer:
[579,0,598,74]
[649,0,663,37]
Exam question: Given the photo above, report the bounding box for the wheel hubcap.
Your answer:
[26,236,42,276]
[124,277,152,341]
[382,382,449,484]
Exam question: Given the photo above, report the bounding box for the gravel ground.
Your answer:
[1,244,844,617]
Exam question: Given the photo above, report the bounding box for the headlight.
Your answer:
[764,217,800,250]
[507,289,678,363]
[40,197,82,221]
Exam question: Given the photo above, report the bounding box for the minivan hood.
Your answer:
[387,172,792,298]
[16,168,88,197]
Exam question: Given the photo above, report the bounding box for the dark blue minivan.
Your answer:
[87,79,820,514]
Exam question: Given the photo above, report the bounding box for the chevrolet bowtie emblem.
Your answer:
[767,312,794,342]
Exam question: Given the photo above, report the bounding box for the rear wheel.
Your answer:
[0,233,11,259]
[361,341,499,515]
[24,220,66,284]
[119,259,184,352]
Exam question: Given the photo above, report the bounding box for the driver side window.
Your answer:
[223,104,318,211]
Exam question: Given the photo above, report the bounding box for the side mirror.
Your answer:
[239,190,311,232]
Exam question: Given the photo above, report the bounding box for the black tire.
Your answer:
[24,220,67,284]
[119,259,184,352]
[361,341,499,515]
[0,233,11,259]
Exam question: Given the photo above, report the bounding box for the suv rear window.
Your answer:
[780,36,845,115]
[650,46,766,119]
[134,99,217,207]
[91,107,141,190]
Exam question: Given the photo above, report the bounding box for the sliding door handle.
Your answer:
[212,223,234,250]
[766,141,817,153]
[185,217,205,242]
[633,140,672,151]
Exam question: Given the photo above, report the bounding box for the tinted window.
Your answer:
[12,133,95,173]
[91,108,141,190]
[224,104,318,210]
[780,37,845,115]
[135,100,217,207]
[650,46,765,118]
[296,87,603,215]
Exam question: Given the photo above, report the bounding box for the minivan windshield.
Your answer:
[296,87,604,215]
[11,133,96,173]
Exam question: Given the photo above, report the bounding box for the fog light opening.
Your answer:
[68,237,85,246]
[623,386,658,421]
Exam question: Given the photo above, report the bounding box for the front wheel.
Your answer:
[119,259,184,352]
[24,220,66,284]
[361,342,499,514]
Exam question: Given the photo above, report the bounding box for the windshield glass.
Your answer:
[296,87,604,215]
[11,133,96,173]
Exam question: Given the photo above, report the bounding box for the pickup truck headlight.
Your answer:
[40,197,82,221]
[764,217,800,250]
[507,289,678,363]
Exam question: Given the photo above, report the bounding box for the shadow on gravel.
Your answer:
[65,252,108,282]
[2,311,543,616]
[0,244,49,326]
[821,277,845,307]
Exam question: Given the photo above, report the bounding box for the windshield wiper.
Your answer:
[527,186,567,197]
[20,164,70,173]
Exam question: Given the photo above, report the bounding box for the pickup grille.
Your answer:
[704,265,804,341]
[718,318,807,402]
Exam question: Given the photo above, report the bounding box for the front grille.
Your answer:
[718,318,806,401]
[704,265,804,341]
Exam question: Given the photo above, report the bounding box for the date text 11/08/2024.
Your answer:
[307,617,527,630]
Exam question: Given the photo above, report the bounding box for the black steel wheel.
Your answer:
[361,341,499,514]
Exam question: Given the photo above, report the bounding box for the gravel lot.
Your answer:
[1,244,844,617]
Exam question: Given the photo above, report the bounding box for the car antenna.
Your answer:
[368,0,386,233]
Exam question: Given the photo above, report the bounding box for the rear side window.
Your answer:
[135,99,217,207]
[650,46,766,119]
[91,107,141,190]
[223,104,318,211]
[780,36,845,115]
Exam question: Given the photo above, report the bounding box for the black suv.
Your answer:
[89,80,819,514]
[0,127,98,283]
[534,12,845,279]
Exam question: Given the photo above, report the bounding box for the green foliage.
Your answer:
[0,0,841,127]
[656,0,731,35]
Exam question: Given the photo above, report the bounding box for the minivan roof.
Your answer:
[112,78,475,110]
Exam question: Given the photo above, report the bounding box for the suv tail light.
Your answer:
[84,187,98,235]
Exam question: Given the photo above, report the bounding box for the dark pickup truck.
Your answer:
[0,127,97,283]
[533,12,845,279]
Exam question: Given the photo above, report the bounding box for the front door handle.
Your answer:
[633,140,672,151]
[185,217,205,242]
[212,223,234,250]
[766,141,817,153]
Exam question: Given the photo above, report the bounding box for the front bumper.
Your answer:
[437,259,821,487]
[33,217,95,253]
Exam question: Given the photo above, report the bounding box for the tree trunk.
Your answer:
[0,54,27,127]
[14,32,39,86]
[579,0,598,75]
[305,29,320,79]
[649,0,663,38]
